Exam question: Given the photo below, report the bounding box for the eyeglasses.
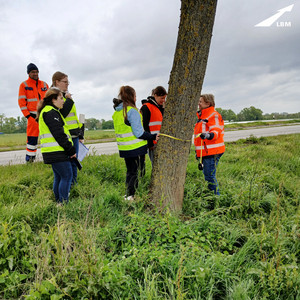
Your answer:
[60,80,70,84]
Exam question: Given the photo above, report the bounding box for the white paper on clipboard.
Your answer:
[78,142,89,161]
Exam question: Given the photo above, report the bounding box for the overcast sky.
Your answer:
[1,0,299,120]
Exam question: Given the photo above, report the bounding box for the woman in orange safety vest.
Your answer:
[194,94,225,195]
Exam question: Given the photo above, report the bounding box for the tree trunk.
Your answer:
[150,0,218,212]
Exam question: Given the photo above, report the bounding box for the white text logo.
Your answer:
[255,4,294,27]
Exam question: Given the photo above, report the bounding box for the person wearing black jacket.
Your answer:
[140,86,167,174]
[51,71,84,185]
[37,87,76,205]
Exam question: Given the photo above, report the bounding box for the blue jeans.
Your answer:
[51,161,73,203]
[202,153,223,195]
[71,137,79,184]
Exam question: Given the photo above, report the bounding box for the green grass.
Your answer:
[0,133,29,149]
[225,119,300,130]
[0,134,299,299]
[0,130,116,151]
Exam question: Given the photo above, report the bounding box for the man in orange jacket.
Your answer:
[194,94,225,195]
[18,63,49,162]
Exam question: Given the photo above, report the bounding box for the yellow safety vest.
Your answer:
[112,106,147,151]
[39,106,73,153]
[63,97,82,137]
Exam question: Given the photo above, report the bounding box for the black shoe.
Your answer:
[26,156,36,163]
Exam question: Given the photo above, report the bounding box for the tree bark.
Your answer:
[150,0,218,212]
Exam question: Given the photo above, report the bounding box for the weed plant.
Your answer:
[0,134,299,299]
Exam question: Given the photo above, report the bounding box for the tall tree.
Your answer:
[16,116,27,133]
[0,114,4,131]
[150,0,218,212]
[237,106,263,121]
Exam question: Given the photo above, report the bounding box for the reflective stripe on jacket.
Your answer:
[18,78,48,118]
[39,106,73,153]
[194,106,225,157]
[143,102,163,144]
[112,106,147,152]
[63,97,83,137]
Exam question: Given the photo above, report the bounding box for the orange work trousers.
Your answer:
[26,117,39,157]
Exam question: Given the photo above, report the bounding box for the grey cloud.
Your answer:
[1,0,299,121]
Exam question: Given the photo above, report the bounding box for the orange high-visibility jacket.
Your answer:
[18,77,48,118]
[194,106,225,157]
[144,102,163,144]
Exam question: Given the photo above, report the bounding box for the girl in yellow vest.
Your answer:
[51,71,84,185]
[37,88,76,205]
[112,86,158,201]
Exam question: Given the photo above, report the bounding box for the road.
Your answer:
[0,125,299,166]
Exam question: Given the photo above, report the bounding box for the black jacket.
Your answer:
[140,96,164,148]
[41,104,76,164]
[60,95,84,139]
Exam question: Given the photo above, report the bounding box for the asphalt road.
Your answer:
[0,125,299,166]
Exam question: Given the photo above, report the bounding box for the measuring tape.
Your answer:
[159,133,191,142]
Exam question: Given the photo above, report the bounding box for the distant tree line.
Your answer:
[0,114,115,133]
[215,106,300,122]
[0,114,27,134]
[84,118,114,130]
[0,108,299,133]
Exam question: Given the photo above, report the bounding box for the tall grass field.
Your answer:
[0,134,299,299]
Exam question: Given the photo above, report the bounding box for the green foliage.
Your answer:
[0,221,37,298]
[0,134,299,299]
[101,119,114,130]
[0,114,27,133]
[216,108,237,122]
[85,118,114,130]
[237,106,263,121]
[85,117,101,130]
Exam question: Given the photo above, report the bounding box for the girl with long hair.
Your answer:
[38,87,76,205]
[112,86,158,201]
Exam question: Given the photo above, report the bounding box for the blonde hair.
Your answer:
[200,94,215,107]
[36,87,62,119]
[51,71,68,87]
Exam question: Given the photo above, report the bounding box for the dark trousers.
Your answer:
[124,156,142,196]
[51,161,73,203]
[139,155,146,177]
[71,137,79,184]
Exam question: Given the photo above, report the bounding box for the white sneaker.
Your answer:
[124,195,134,201]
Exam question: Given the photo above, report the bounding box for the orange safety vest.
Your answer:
[18,77,49,118]
[194,106,225,157]
[144,102,163,144]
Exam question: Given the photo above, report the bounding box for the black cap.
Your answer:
[27,63,39,74]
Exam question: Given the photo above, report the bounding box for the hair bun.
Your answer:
[113,98,123,108]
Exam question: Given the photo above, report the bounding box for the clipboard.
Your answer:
[78,142,89,162]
